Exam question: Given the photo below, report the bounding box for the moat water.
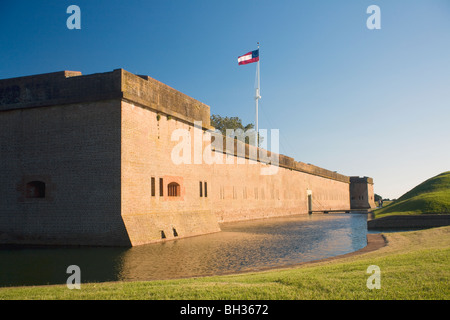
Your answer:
[0,213,370,287]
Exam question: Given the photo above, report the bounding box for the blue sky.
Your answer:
[1,0,449,199]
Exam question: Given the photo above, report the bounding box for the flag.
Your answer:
[238,49,259,65]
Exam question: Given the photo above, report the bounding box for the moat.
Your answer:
[0,213,369,287]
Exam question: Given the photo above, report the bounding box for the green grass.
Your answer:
[374,171,450,218]
[380,200,393,207]
[1,226,449,300]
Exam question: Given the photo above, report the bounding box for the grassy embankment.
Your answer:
[374,171,450,219]
[1,172,448,300]
[1,226,449,300]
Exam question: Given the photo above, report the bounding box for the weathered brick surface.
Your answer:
[122,70,211,128]
[120,100,351,245]
[0,100,130,246]
[0,69,374,246]
[0,70,122,111]
[350,176,376,209]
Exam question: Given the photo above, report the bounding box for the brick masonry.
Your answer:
[0,69,375,246]
[350,176,376,209]
[0,99,130,246]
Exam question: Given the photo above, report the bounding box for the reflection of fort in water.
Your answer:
[106,214,367,282]
[108,214,367,282]
[0,214,368,287]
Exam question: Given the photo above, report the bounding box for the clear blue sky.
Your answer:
[1,0,449,199]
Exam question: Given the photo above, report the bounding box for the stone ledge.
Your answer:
[368,214,450,230]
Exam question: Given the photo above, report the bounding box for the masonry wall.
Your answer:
[0,69,363,247]
[367,182,376,208]
[120,100,350,245]
[120,100,220,246]
[212,164,350,222]
[0,100,130,246]
[350,177,376,209]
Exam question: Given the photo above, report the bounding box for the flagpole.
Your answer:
[255,42,261,146]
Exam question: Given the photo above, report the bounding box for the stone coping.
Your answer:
[367,214,450,230]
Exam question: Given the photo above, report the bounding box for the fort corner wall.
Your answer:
[350,177,376,209]
[120,100,221,246]
[121,69,211,128]
[0,70,132,246]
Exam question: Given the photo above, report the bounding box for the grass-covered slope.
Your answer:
[1,226,449,300]
[375,171,450,218]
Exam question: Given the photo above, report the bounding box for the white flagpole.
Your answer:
[255,42,261,146]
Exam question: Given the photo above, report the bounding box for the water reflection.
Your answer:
[0,213,368,287]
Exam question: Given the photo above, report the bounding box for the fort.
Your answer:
[0,69,376,246]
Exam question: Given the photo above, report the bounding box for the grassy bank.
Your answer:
[374,171,450,218]
[1,226,448,300]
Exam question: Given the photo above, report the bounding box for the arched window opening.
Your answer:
[168,182,180,197]
[26,181,46,198]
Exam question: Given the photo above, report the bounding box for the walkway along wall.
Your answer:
[0,69,371,246]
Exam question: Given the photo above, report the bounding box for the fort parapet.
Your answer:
[0,69,210,127]
[0,69,374,246]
